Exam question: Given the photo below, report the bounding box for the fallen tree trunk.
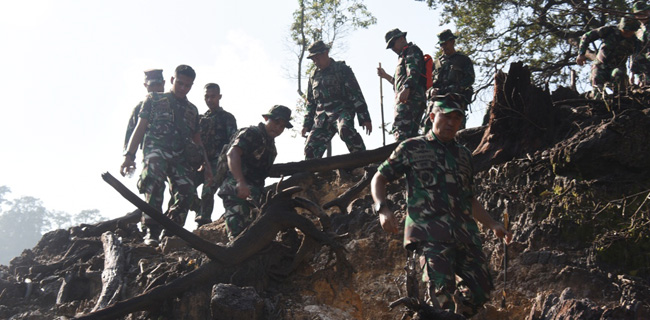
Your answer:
[269,142,398,177]
[91,232,125,312]
[323,166,377,214]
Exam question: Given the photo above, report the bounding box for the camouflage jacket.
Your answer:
[200,107,237,160]
[394,42,426,101]
[431,52,475,102]
[304,59,371,130]
[123,101,143,150]
[139,92,199,155]
[222,122,277,189]
[578,26,641,68]
[632,25,650,74]
[378,131,481,248]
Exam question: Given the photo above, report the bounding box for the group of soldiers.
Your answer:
[576,1,650,97]
[117,26,506,318]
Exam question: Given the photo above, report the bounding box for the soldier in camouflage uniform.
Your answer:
[377,28,427,141]
[577,16,641,98]
[121,65,212,246]
[425,30,474,133]
[124,69,165,151]
[194,83,237,227]
[302,40,372,159]
[218,105,292,240]
[632,2,650,85]
[371,97,511,317]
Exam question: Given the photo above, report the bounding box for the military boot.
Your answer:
[143,224,162,247]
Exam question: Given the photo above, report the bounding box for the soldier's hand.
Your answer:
[576,54,587,66]
[426,87,439,100]
[492,222,513,244]
[397,88,410,104]
[236,181,251,199]
[120,159,136,177]
[379,209,399,234]
[301,127,310,138]
[362,121,372,135]
[377,67,389,80]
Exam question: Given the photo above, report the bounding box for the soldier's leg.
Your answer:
[393,100,423,141]
[304,116,337,159]
[590,64,610,99]
[137,152,168,245]
[421,242,459,312]
[166,159,197,227]
[196,160,218,226]
[336,110,366,153]
[454,243,494,317]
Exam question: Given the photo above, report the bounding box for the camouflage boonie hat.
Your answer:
[633,1,650,13]
[385,28,407,49]
[144,69,164,85]
[619,16,641,31]
[307,41,330,58]
[437,29,458,44]
[263,105,293,128]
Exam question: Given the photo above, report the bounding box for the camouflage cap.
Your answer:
[437,29,458,44]
[633,1,650,13]
[385,28,407,49]
[433,98,467,117]
[263,105,293,128]
[619,15,641,31]
[144,69,164,85]
[307,40,330,58]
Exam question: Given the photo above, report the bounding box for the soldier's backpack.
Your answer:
[212,127,247,188]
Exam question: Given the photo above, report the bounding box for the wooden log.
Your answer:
[322,166,377,214]
[92,232,125,312]
[268,142,398,177]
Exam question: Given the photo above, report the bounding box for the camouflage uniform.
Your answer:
[578,23,641,91]
[631,2,650,84]
[124,102,143,151]
[217,123,276,239]
[304,58,371,159]
[194,107,237,223]
[138,91,200,227]
[377,131,492,314]
[392,42,427,141]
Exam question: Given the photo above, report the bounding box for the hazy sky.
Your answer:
[0,0,486,226]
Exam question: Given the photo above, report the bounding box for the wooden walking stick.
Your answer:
[501,211,509,309]
[379,62,386,146]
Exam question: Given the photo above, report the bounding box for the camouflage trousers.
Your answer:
[590,64,627,94]
[138,149,196,228]
[193,159,219,223]
[304,110,366,159]
[218,177,263,240]
[393,97,425,142]
[420,241,493,317]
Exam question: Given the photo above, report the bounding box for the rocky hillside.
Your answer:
[1,65,649,319]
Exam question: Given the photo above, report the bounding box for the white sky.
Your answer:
[0,0,488,226]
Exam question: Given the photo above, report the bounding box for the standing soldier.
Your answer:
[302,40,372,159]
[576,16,641,98]
[194,83,237,227]
[120,65,211,246]
[632,1,650,85]
[377,28,427,141]
[425,29,474,132]
[218,105,292,240]
[124,69,165,151]
[371,96,511,317]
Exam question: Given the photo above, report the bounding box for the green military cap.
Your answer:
[385,28,407,49]
[633,1,650,13]
[307,40,330,58]
[263,105,293,128]
[144,69,164,85]
[619,15,641,31]
[433,98,467,117]
[437,29,458,45]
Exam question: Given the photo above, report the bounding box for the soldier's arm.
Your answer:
[302,78,317,134]
[192,132,213,185]
[342,65,372,126]
[371,172,399,234]
[403,48,423,89]
[120,117,148,177]
[471,197,512,243]
[227,146,250,199]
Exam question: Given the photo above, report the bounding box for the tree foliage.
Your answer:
[419,0,633,95]
[289,0,377,98]
[0,186,105,265]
